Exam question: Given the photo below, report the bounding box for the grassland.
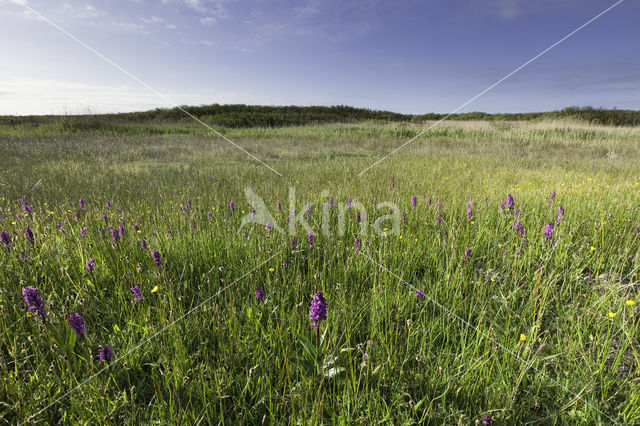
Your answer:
[1,117,640,424]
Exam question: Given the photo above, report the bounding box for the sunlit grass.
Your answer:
[0,119,639,424]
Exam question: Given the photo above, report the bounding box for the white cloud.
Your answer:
[0,0,45,20]
[142,15,165,24]
[494,0,520,19]
[163,0,226,15]
[0,77,277,115]
[1,1,108,23]
[109,21,149,34]
[61,3,105,19]
[165,23,177,30]
[161,0,227,23]
[179,38,215,46]
[463,0,582,21]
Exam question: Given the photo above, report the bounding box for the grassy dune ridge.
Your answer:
[1,118,640,423]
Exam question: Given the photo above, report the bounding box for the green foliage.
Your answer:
[0,119,639,424]
[1,104,640,134]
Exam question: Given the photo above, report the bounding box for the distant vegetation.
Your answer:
[1,105,639,131]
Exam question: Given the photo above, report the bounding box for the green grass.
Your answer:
[1,119,640,424]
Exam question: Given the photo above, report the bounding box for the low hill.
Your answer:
[1,105,639,128]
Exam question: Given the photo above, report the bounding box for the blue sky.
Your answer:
[0,0,638,115]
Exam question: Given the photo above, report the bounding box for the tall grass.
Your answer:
[0,119,639,423]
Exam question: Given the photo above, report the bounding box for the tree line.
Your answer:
[1,105,639,128]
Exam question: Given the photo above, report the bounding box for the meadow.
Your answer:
[1,116,640,424]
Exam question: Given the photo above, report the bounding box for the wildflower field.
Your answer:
[1,117,640,424]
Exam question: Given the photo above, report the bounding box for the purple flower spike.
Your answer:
[556,205,564,225]
[482,414,494,424]
[228,201,235,213]
[79,198,85,210]
[131,286,143,301]
[110,227,119,244]
[411,196,417,208]
[307,231,314,247]
[266,222,272,232]
[22,286,49,320]
[97,345,113,362]
[356,212,361,223]
[141,239,148,250]
[309,291,327,328]
[25,227,34,246]
[416,289,425,298]
[1,231,11,249]
[276,200,282,212]
[152,250,162,266]
[514,220,524,237]
[436,214,442,226]
[87,257,95,273]
[69,313,86,338]
[544,222,554,242]
[467,206,473,221]
[549,191,556,204]
[464,248,471,262]
[255,286,265,302]
[506,193,515,210]
[354,237,361,251]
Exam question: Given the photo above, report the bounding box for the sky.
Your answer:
[0,0,638,115]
